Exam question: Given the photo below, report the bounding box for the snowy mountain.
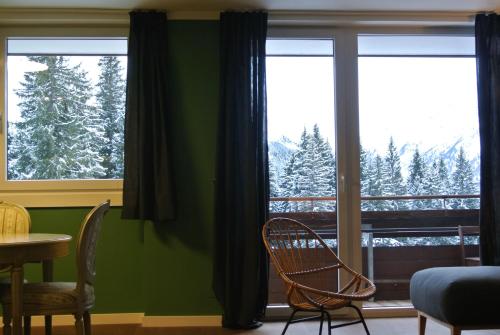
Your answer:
[268,136,297,176]
[397,132,480,183]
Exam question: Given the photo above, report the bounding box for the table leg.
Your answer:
[43,260,53,335]
[10,264,23,335]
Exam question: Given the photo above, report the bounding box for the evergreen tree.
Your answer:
[10,56,104,180]
[407,148,427,209]
[382,137,406,210]
[367,155,388,210]
[360,146,372,211]
[424,158,444,209]
[311,124,336,210]
[451,147,478,209]
[278,125,337,212]
[96,56,126,178]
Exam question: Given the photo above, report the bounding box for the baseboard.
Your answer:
[142,315,222,327]
[27,313,144,326]
[0,313,223,335]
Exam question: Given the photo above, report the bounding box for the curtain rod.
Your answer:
[0,8,482,26]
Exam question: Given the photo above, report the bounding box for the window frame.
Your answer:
[0,26,128,207]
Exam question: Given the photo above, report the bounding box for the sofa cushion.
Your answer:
[410,266,500,326]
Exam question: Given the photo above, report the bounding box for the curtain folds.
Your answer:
[122,11,175,222]
[476,13,500,265]
[213,11,270,329]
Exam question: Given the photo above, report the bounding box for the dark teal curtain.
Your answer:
[213,11,269,329]
[476,13,500,265]
[122,11,175,222]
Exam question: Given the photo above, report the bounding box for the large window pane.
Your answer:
[358,35,479,306]
[7,38,127,180]
[266,39,336,305]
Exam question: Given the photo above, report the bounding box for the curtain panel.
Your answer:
[476,13,500,265]
[122,11,175,222]
[213,11,270,329]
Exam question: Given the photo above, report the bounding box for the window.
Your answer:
[0,29,128,207]
[7,38,127,180]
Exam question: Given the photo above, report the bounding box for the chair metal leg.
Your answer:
[83,311,91,335]
[349,304,370,335]
[325,311,332,335]
[281,309,298,335]
[319,310,324,335]
[23,317,30,335]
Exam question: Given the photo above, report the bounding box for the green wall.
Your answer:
[23,20,221,316]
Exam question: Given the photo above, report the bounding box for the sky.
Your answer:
[267,55,479,158]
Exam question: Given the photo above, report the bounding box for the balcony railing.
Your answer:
[267,194,480,304]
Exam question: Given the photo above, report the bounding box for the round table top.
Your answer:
[0,233,72,246]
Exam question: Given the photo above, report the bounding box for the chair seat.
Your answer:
[1,282,94,315]
[410,266,500,326]
[291,285,376,311]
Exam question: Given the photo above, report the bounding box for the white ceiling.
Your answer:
[0,0,498,12]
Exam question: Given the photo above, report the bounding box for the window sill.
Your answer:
[0,189,122,207]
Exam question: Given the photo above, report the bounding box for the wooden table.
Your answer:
[0,233,72,335]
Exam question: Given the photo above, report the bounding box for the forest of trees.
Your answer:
[270,124,479,212]
[7,55,125,180]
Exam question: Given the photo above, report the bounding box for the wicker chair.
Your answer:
[262,217,376,335]
[1,200,110,335]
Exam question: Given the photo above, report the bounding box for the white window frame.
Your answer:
[266,19,475,318]
[0,26,128,207]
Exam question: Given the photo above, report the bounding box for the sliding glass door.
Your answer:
[265,30,479,312]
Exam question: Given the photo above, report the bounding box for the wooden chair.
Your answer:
[0,201,31,273]
[457,225,480,266]
[1,200,110,335]
[262,217,376,335]
[0,201,37,334]
[0,201,30,234]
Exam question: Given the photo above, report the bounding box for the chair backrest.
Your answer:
[458,225,480,265]
[75,200,110,294]
[262,217,346,285]
[0,201,31,234]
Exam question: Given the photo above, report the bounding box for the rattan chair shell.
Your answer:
[262,217,376,335]
[1,200,110,335]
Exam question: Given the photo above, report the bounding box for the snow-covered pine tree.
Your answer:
[311,124,336,210]
[294,128,315,210]
[360,146,372,211]
[424,159,444,209]
[96,56,126,178]
[407,148,427,209]
[279,151,300,212]
[10,56,104,180]
[451,147,478,209]
[382,137,407,210]
[367,155,388,211]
